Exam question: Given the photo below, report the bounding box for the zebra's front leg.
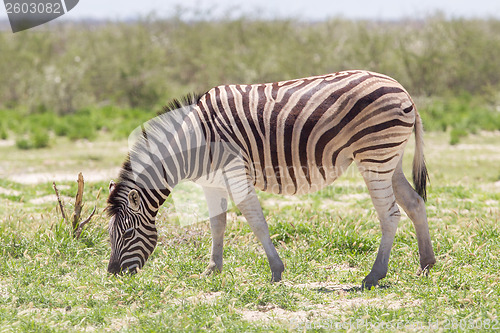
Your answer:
[361,175,401,289]
[235,191,284,282]
[202,187,228,277]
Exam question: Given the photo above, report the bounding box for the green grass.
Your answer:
[1,13,498,330]
[1,91,499,150]
[1,107,157,148]
[0,132,498,331]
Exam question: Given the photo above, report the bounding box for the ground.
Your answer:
[0,132,498,332]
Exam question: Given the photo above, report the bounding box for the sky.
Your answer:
[5,0,499,22]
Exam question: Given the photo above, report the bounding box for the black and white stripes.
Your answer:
[194,70,419,196]
[107,70,435,287]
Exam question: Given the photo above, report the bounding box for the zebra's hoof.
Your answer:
[201,263,222,277]
[361,276,379,290]
[416,262,435,277]
[270,271,282,283]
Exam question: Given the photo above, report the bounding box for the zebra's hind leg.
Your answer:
[360,171,401,289]
[202,187,228,277]
[392,158,436,275]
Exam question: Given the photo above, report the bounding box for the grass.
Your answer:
[0,131,498,331]
[0,107,158,149]
[1,89,499,151]
[1,13,498,330]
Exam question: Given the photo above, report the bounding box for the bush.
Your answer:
[450,128,469,145]
[15,129,50,149]
[1,16,500,113]
[2,15,500,145]
[54,119,71,137]
[67,116,97,141]
[31,129,50,148]
[0,123,7,140]
[15,137,31,150]
[420,94,500,144]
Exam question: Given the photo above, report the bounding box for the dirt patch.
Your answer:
[186,291,223,304]
[339,193,370,202]
[109,315,139,331]
[164,276,422,329]
[0,187,21,196]
[158,225,209,247]
[8,169,120,185]
[30,194,73,205]
[0,140,14,147]
[480,180,500,192]
[319,199,350,209]
[0,280,12,301]
[264,196,310,209]
[237,291,423,328]
[236,278,422,327]
[453,143,500,155]
[238,305,313,326]
[171,291,223,306]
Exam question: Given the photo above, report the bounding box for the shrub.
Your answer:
[420,93,500,143]
[1,16,500,113]
[54,119,71,137]
[31,129,50,148]
[0,123,7,140]
[15,129,50,149]
[66,115,97,141]
[449,128,468,145]
[2,16,500,145]
[15,137,31,150]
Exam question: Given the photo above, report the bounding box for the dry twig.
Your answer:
[53,181,67,222]
[75,205,96,239]
[53,172,97,239]
[72,172,85,232]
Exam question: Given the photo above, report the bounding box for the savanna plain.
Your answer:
[0,14,500,332]
[1,130,499,332]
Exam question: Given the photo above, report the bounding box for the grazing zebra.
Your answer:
[107,70,436,288]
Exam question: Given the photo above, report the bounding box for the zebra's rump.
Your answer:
[196,70,416,195]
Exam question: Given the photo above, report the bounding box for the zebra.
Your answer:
[106,70,436,288]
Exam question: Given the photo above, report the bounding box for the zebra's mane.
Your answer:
[107,93,204,218]
[157,92,204,116]
[106,156,134,218]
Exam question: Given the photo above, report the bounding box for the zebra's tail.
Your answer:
[412,110,429,202]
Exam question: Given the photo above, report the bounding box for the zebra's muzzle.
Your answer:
[107,263,139,275]
[125,264,139,275]
[108,259,121,275]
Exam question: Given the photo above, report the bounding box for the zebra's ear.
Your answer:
[127,189,140,211]
[109,180,116,193]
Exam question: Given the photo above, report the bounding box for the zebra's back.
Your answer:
[196,70,416,195]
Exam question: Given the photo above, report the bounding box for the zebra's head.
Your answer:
[107,181,158,275]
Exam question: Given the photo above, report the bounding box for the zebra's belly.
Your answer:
[252,164,345,196]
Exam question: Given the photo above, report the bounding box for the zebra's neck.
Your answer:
[116,105,207,218]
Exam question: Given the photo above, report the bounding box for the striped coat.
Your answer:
[107,70,436,288]
[196,70,418,195]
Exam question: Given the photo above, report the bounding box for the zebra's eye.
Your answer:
[122,228,134,240]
